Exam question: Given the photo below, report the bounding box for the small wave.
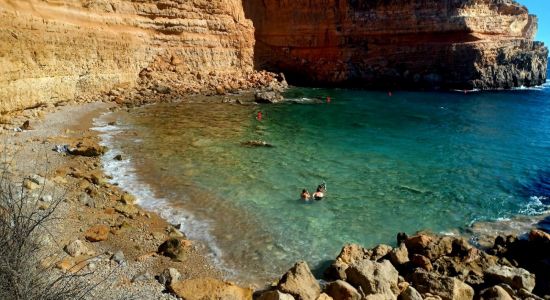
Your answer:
[92,115,237,278]
[518,196,550,216]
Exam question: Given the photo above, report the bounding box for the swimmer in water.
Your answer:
[313,186,324,200]
[301,189,311,201]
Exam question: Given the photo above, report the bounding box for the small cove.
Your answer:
[95,82,550,285]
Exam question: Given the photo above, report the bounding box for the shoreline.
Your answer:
[1,95,549,298]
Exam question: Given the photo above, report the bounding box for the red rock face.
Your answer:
[244,0,548,89]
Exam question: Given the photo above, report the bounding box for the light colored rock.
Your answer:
[169,277,253,300]
[484,265,536,293]
[131,271,153,283]
[257,290,295,300]
[325,280,361,300]
[345,259,399,298]
[390,244,410,266]
[64,239,90,257]
[399,286,423,300]
[317,294,333,300]
[479,286,513,300]
[120,192,136,205]
[111,250,125,265]
[278,261,321,300]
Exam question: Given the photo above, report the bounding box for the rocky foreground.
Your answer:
[254,230,550,300]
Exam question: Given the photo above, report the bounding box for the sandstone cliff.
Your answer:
[244,0,548,90]
[0,0,255,112]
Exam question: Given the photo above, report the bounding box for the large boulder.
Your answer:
[405,235,433,255]
[398,286,423,300]
[278,261,321,300]
[169,277,252,300]
[325,280,361,300]
[479,286,513,300]
[410,270,474,300]
[345,259,399,298]
[484,265,536,292]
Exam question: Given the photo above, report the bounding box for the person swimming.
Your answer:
[313,186,324,200]
[300,189,311,201]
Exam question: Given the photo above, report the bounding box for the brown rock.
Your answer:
[55,258,74,272]
[84,225,109,242]
[411,254,433,272]
[410,270,474,300]
[158,238,192,262]
[405,235,433,255]
[69,141,107,157]
[169,278,252,300]
[278,261,321,300]
[484,265,536,293]
[528,229,550,243]
[257,290,295,300]
[119,193,136,205]
[325,280,360,300]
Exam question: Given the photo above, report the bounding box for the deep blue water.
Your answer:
[97,76,550,284]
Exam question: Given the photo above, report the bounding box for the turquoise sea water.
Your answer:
[96,78,550,284]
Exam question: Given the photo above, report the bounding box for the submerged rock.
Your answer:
[241,140,274,148]
[255,91,283,103]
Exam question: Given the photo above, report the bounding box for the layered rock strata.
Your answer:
[244,0,548,89]
[0,0,256,112]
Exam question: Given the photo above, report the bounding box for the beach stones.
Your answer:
[277,261,321,300]
[390,244,409,266]
[158,268,181,286]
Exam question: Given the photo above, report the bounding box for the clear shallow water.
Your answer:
[95,80,550,285]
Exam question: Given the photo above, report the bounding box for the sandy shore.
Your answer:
[0,101,237,299]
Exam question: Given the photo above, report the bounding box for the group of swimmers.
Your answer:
[300,183,326,201]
